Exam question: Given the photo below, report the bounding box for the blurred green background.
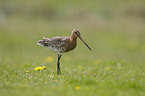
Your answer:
[1,0,145,62]
[0,0,145,95]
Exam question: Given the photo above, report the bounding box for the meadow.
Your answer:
[0,0,145,96]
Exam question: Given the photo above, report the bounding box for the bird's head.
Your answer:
[71,29,81,38]
[71,29,91,51]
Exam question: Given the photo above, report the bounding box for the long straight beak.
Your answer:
[78,36,91,51]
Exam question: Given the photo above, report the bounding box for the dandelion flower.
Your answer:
[19,84,24,87]
[45,56,53,62]
[118,66,122,70]
[42,66,46,69]
[26,70,30,73]
[56,80,59,82]
[35,67,42,71]
[94,60,102,64]
[75,86,80,90]
[77,65,82,69]
[105,67,110,70]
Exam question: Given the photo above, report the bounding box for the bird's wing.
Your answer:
[50,36,70,47]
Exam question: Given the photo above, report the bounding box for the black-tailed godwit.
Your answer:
[37,29,91,75]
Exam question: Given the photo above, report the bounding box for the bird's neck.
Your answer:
[70,36,77,49]
[70,36,77,43]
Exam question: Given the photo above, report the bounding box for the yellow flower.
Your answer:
[19,84,24,87]
[42,66,46,69]
[35,67,42,71]
[26,70,29,73]
[56,80,59,82]
[77,65,82,69]
[45,56,53,62]
[94,60,102,64]
[105,67,110,70]
[118,66,122,70]
[75,86,80,90]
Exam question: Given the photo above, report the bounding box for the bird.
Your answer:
[37,29,91,75]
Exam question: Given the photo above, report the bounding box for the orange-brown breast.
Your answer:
[64,37,77,52]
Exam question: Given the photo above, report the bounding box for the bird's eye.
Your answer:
[75,32,80,36]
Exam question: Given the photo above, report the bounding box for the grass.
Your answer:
[0,58,145,96]
[0,0,145,96]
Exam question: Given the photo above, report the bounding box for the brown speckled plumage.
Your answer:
[37,29,89,53]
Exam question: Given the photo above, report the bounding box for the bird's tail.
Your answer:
[43,37,47,40]
[37,37,50,47]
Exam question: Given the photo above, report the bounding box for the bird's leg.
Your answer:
[58,54,62,75]
[57,54,62,75]
[57,54,60,75]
